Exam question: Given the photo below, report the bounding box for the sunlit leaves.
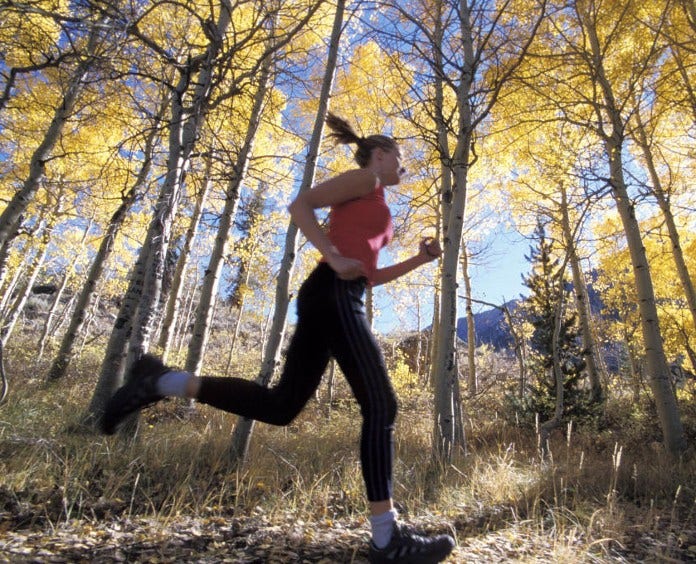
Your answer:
[0,0,69,67]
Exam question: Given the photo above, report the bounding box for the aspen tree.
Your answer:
[489,120,606,404]
[663,1,696,124]
[511,0,686,455]
[158,158,212,364]
[630,101,696,369]
[229,0,346,466]
[126,9,233,370]
[377,0,547,461]
[223,188,269,372]
[578,1,685,455]
[37,220,93,361]
[461,242,476,395]
[0,13,107,254]
[87,0,323,431]
[184,60,271,378]
[1,232,48,345]
[47,110,163,381]
[558,183,604,403]
[1,188,63,345]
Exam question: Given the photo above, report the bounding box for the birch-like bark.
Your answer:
[85,242,150,423]
[1,226,50,346]
[37,270,70,361]
[158,163,211,364]
[558,185,603,402]
[0,21,103,252]
[38,218,93,361]
[224,298,246,375]
[670,44,696,124]
[127,88,207,362]
[185,64,270,377]
[583,7,686,456]
[428,1,450,393]
[432,0,476,462]
[47,116,159,381]
[0,230,19,298]
[125,0,325,371]
[632,108,696,362]
[126,0,259,374]
[414,298,422,378]
[461,242,476,395]
[175,281,198,355]
[229,0,346,466]
[431,0,545,461]
[37,216,93,360]
[609,151,685,454]
[325,359,336,419]
[0,254,26,319]
[2,186,65,345]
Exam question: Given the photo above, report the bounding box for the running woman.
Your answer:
[103,113,455,564]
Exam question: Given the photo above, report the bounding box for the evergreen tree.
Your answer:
[227,189,266,308]
[511,219,593,426]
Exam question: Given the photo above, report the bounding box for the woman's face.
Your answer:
[374,146,403,186]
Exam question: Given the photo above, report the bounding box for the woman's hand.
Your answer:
[326,250,367,280]
[419,237,442,262]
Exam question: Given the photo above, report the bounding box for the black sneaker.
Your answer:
[101,354,170,435]
[368,522,455,563]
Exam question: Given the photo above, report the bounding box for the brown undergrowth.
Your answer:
[1,341,696,562]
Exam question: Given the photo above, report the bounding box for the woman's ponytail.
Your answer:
[325,113,362,146]
[325,112,395,168]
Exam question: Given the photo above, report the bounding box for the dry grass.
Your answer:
[2,339,696,562]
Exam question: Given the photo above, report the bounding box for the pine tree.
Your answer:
[514,219,591,426]
[227,189,266,308]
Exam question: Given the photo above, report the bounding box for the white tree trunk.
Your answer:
[158,163,211,363]
[85,243,150,424]
[48,117,158,381]
[426,4,449,391]
[429,0,545,461]
[0,21,102,251]
[461,242,476,396]
[432,4,474,456]
[558,185,603,402]
[582,8,686,456]
[1,229,50,346]
[37,267,70,361]
[127,0,238,368]
[229,0,346,466]
[609,149,686,455]
[632,108,696,366]
[185,65,270,376]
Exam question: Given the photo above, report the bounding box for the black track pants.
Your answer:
[196,263,398,502]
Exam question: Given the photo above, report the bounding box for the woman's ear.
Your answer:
[373,147,386,163]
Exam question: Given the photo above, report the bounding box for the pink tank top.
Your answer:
[326,185,393,284]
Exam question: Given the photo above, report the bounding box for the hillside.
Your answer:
[457,282,605,350]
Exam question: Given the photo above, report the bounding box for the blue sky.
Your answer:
[371,227,531,334]
[470,229,531,306]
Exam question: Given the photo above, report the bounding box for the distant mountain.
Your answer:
[457,300,519,349]
[458,282,605,350]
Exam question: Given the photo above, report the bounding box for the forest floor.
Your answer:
[2,493,696,562]
[2,350,696,562]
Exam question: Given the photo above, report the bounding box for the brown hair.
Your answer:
[325,112,396,168]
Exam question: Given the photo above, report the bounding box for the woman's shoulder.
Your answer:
[334,168,380,194]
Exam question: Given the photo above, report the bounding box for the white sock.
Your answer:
[155,370,191,398]
[370,509,397,549]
